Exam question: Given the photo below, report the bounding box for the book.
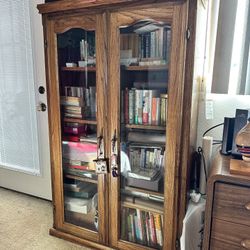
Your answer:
[142,90,149,124]
[61,96,84,107]
[149,212,157,246]
[64,197,92,214]
[128,88,135,124]
[135,89,143,124]
[127,168,160,181]
[160,94,168,126]
[152,97,160,125]
[124,88,129,124]
[65,185,96,199]
[154,213,163,246]
[64,125,86,135]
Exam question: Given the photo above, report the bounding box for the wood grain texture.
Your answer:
[54,14,96,33]
[177,0,198,241]
[44,12,108,243]
[211,219,250,248]
[203,153,250,250]
[96,13,109,244]
[118,240,155,250]
[163,2,189,250]
[40,0,198,249]
[213,182,250,227]
[107,11,120,248]
[45,16,64,230]
[210,238,244,250]
[38,0,182,14]
[50,228,114,250]
[114,6,173,27]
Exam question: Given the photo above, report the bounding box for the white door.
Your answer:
[0,0,51,200]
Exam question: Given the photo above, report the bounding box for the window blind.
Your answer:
[0,0,40,175]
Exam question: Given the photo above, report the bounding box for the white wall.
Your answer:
[196,94,250,148]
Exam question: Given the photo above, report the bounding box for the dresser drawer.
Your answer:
[213,182,250,226]
[210,238,244,250]
[211,218,250,249]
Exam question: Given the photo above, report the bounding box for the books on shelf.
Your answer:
[128,145,165,170]
[120,22,171,66]
[123,88,167,126]
[121,206,163,248]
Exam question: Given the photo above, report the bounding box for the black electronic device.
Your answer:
[231,109,250,157]
[221,117,235,155]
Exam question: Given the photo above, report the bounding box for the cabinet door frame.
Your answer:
[44,12,109,244]
[107,2,189,249]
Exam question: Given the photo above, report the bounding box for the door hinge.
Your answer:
[176,238,180,249]
[44,40,48,48]
[186,28,191,40]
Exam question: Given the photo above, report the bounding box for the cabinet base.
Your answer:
[49,228,113,250]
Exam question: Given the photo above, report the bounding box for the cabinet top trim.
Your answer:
[38,0,185,14]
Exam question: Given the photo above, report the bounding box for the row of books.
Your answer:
[128,145,165,171]
[122,88,168,126]
[61,86,96,119]
[120,27,171,62]
[121,207,163,248]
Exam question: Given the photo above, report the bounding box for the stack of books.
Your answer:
[62,141,97,173]
[64,196,92,214]
[61,86,96,119]
[64,179,97,199]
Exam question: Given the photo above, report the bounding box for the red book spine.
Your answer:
[67,165,89,170]
[62,135,80,142]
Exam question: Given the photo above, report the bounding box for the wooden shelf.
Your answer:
[125,124,165,131]
[65,174,98,184]
[121,201,163,214]
[61,66,96,72]
[64,118,97,125]
[123,186,164,198]
[125,65,167,71]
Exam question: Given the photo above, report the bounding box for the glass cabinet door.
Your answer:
[57,28,99,232]
[118,20,171,249]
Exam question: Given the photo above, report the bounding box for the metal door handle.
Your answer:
[37,102,47,112]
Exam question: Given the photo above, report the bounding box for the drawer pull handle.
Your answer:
[245,202,250,211]
[241,239,250,249]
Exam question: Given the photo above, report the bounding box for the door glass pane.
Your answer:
[119,20,171,248]
[0,0,40,174]
[57,28,98,231]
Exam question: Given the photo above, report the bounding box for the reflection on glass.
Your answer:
[57,28,98,232]
[119,20,171,248]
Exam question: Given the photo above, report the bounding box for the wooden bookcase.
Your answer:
[37,1,202,249]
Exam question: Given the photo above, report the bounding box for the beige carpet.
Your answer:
[0,187,91,250]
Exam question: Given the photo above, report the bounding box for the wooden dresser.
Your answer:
[203,154,250,250]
